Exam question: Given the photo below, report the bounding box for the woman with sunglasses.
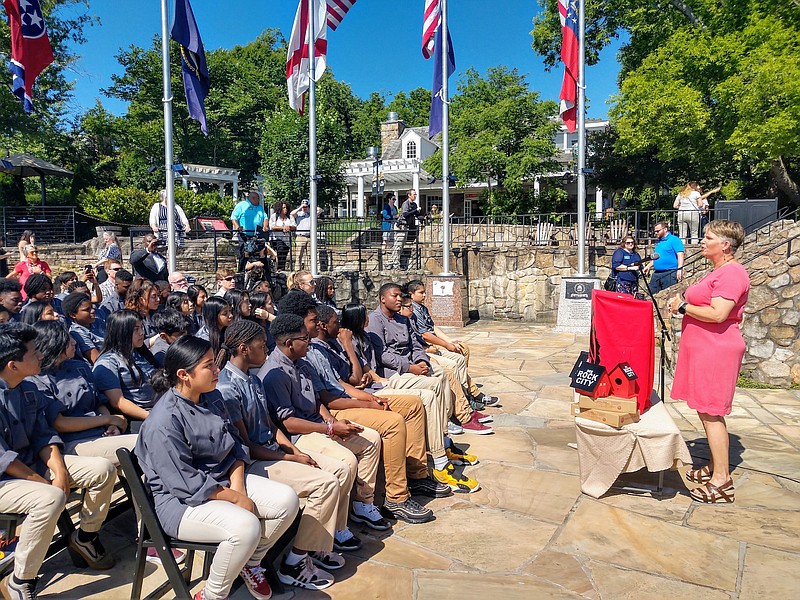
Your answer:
[611,237,643,296]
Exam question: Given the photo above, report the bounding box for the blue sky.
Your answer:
[60,0,622,119]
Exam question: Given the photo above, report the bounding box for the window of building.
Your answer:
[406,141,417,159]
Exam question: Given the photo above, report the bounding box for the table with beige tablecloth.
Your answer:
[575,400,692,498]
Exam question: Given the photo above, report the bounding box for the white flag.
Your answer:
[286,0,328,113]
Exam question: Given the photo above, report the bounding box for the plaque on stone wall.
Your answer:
[555,276,601,334]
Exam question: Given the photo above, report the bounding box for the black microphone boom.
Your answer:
[630,252,660,267]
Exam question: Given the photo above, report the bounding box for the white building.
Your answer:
[340,113,610,219]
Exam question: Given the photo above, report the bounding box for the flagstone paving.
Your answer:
[32,321,800,598]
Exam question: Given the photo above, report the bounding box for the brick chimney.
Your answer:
[380,112,405,153]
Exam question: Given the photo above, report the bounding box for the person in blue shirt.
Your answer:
[136,335,297,600]
[380,193,398,250]
[644,221,685,292]
[611,236,643,296]
[231,191,268,273]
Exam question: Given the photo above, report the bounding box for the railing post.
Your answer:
[71,208,76,243]
[213,229,218,272]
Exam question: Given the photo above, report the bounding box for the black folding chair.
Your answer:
[116,448,217,600]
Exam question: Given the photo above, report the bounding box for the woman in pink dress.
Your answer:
[668,220,750,504]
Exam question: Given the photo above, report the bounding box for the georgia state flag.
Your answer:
[4,0,55,113]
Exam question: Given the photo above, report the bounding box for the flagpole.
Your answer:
[576,0,586,275]
[160,0,177,273]
[440,0,452,275]
[308,0,319,277]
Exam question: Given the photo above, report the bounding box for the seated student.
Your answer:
[0,279,23,322]
[54,271,78,300]
[216,320,346,590]
[307,304,437,523]
[0,323,117,600]
[29,321,136,465]
[398,296,493,436]
[22,273,62,317]
[187,284,207,333]
[136,336,298,600]
[165,291,197,334]
[94,267,134,338]
[224,289,253,323]
[92,310,159,431]
[259,313,385,549]
[250,290,277,352]
[196,296,233,357]
[0,305,10,324]
[406,280,497,409]
[18,300,59,324]
[125,278,161,338]
[365,284,480,493]
[63,292,103,364]
[68,266,103,306]
[150,309,189,367]
[213,267,237,297]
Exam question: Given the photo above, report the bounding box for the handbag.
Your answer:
[604,274,617,291]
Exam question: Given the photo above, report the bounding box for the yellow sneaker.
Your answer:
[432,464,481,494]
[446,446,479,466]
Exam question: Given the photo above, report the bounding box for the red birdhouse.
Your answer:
[608,362,638,398]
[570,356,613,399]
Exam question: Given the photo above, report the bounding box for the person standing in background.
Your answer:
[149,190,191,248]
[291,199,323,271]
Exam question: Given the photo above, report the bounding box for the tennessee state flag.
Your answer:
[3,0,54,113]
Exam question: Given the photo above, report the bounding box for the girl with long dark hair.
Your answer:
[92,310,159,430]
[135,335,299,600]
[166,291,197,334]
[197,296,233,356]
[224,289,253,322]
[29,321,136,465]
[187,284,207,333]
[314,276,337,310]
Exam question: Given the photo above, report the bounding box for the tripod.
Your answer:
[635,268,671,403]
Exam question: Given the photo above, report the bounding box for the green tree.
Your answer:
[387,88,432,127]
[423,66,559,214]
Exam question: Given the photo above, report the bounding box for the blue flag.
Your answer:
[171,0,209,135]
[428,23,455,139]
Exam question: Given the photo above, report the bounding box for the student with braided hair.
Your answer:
[214,320,347,590]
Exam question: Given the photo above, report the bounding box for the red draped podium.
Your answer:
[589,290,654,413]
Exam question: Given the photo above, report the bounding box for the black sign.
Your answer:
[570,358,607,393]
[569,351,590,379]
[566,280,592,300]
[618,362,638,380]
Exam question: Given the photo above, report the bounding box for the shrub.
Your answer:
[78,186,237,225]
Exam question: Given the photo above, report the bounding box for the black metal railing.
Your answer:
[1,206,78,244]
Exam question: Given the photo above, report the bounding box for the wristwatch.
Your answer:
[678,302,688,315]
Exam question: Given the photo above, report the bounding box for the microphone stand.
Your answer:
[635,267,670,404]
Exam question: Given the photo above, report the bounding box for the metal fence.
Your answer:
[1,206,79,244]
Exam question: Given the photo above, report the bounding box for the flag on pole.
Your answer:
[326,0,356,30]
[286,0,328,113]
[429,23,455,139]
[421,0,441,59]
[558,0,579,133]
[3,0,54,113]
[171,0,210,135]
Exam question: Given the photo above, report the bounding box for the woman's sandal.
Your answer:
[689,479,735,504]
[686,465,713,484]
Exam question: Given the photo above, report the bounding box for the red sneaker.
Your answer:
[146,546,186,565]
[241,564,273,600]
[472,410,493,424]
[193,589,227,600]
[461,414,494,435]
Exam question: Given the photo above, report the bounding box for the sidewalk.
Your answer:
[37,321,800,599]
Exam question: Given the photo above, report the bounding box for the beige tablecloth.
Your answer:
[575,400,691,498]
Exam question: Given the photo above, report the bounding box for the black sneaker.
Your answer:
[68,530,115,570]
[309,550,345,571]
[467,395,486,411]
[349,502,392,531]
[332,528,362,552]
[383,498,434,524]
[474,392,500,407]
[1,575,38,600]
[408,475,452,498]
[278,555,334,591]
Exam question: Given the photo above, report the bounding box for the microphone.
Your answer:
[630,252,659,267]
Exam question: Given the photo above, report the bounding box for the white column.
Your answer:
[218,183,225,197]
[356,175,365,218]
[595,187,604,219]
[232,178,238,200]
[412,171,420,199]
[182,178,189,189]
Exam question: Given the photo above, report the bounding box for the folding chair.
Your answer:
[532,222,554,246]
[115,449,298,600]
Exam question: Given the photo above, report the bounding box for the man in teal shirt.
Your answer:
[231,191,268,272]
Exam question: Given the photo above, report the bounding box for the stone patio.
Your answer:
[34,322,800,599]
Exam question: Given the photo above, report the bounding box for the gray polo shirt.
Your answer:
[0,378,62,482]
[258,349,323,427]
[217,362,279,452]
[93,350,157,410]
[365,307,430,377]
[135,388,249,538]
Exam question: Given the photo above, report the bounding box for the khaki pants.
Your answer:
[177,474,298,600]
[372,392,428,480]
[296,427,381,506]
[433,344,480,397]
[429,356,473,423]
[65,434,138,467]
[331,393,426,502]
[384,371,449,459]
[247,449,345,552]
[0,454,116,580]
[295,235,311,270]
